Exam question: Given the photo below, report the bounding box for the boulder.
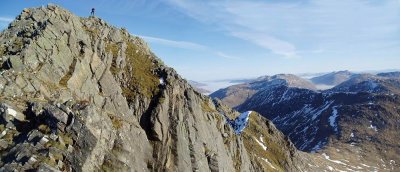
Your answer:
[0,103,26,122]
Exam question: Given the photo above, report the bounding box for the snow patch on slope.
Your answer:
[368,125,378,132]
[322,153,348,166]
[254,136,268,150]
[228,111,252,134]
[262,157,277,170]
[368,121,378,132]
[310,140,326,153]
[312,101,333,120]
[329,106,339,133]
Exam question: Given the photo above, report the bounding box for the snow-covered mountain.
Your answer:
[377,71,400,78]
[212,71,400,170]
[330,73,400,94]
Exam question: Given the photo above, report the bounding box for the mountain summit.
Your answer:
[0,4,319,171]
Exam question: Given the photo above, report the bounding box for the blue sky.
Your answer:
[0,0,399,81]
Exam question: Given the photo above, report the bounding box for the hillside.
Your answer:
[215,72,400,171]
[0,4,321,171]
[310,70,354,89]
[331,74,400,94]
[377,71,400,78]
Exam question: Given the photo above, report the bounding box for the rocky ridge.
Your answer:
[0,4,316,171]
[331,73,400,94]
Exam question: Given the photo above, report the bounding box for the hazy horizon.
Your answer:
[1,0,399,81]
[191,68,400,93]
[194,68,400,82]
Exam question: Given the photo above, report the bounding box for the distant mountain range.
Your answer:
[311,70,354,86]
[211,71,400,170]
[210,74,317,108]
[195,69,400,93]
[377,71,400,78]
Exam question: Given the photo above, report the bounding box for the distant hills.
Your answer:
[210,74,316,108]
[377,71,400,78]
[310,70,354,86]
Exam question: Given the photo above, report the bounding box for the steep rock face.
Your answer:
[0,5,313,171]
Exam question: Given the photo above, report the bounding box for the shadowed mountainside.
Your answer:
[214,72,400,171]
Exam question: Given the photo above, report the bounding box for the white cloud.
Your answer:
[0,17,13,31]
[137,34,241,60]
[139,35,207,50]
[231,31,298,59]
[166,0,400,59]
[216,52,241,60]
[165,0,300,58]
[0,17,13,23]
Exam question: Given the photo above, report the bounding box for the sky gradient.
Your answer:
[1,0,399,81]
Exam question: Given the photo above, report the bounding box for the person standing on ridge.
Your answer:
[90,8,95,17]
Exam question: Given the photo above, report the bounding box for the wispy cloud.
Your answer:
[0,17,13,30]
[166,0,400,59]
[231,31,298,59]
[216,52,241,60]
[165,0,300,58]
[138,34,241,59]
[139,35,207,50]
[0,17,13,23]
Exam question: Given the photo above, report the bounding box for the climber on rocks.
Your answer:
[90,8,95,17]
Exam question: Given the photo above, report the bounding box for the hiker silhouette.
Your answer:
[90,8,95,16]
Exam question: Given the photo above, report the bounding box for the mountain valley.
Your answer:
[212,71,400,171]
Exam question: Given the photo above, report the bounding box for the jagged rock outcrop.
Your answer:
[0,4,315,171]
